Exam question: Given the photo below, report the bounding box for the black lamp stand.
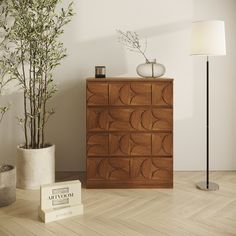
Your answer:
[196,56,219,191]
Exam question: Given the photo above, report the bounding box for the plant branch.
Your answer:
[117,30,150,62]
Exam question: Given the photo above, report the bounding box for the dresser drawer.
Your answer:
[87,108,109,131]
[152,82,173,106]
[87,132,173,157]
[87,80,173,107]
[87,157,173,188]
[151,109,173,131]
[87,83,108,105]
[109,83,152,105]
[131,158,172,181]
[87,108,173,132]
[109,133,152,156]
[152,133,173,156]
[87,158,130,180]
[130,108,172,131]
[87,133,109,156]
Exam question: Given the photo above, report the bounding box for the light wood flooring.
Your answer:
[0,171,236,236]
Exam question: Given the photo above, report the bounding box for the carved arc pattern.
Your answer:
[151,109,173,131]
[87,158,130,180]
[152,82,173,106]
[152,133,173,156]
[87,83,108,105]
[130,133,151,156]
[87,158,172,181]
[129,83,151,105]
[87,132,172,157]
[130,109,152,130]
[109,133,130,156]
[88,108,172,131]
[87,108,131,131]
[87,134,108,156]
[108,109,130,131]
[109,83,130,105]
[109,83,152,105]
[131,158,172,180]
[130,108,172,131]
[87,109,109,131]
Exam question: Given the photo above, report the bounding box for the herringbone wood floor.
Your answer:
[0,171,236,236]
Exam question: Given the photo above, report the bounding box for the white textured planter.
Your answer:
[16,144,55,190]
[0,165,16,207]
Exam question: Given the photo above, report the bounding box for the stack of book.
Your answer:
[38,180,84,223]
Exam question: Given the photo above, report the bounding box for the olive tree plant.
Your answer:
[0,0,11,123]
[0,0,74,148]
[0,71,10,123]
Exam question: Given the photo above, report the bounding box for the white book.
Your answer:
[40,180,82,210]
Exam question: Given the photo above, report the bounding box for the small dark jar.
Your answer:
[95,66,106,78]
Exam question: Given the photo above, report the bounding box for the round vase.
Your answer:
[16,144,55,190]
[136,59,166,78]
[0,165,16,207]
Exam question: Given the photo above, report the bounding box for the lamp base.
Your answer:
[196,181,219,191]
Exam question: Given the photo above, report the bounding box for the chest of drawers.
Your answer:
[86,78,173,188]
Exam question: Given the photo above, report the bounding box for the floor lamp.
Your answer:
[190,20,226,191]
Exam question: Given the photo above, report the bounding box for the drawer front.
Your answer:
[109,132,153,157]
[151,109,173,131]
[130,108,172,131]
[152,133,173,156]
[87,108,172,132]
[87,83,108,105]
[87,133,109,156]
[87,108,109,131]
[109,133,130,156]
[109,83,152,105]
[87,81,173,107]
[152,82,173,106]
[87,158,172,185]
[131,158,173,181]
[87,132,172,157]
[108,108,131,131]
[87,158,130,180]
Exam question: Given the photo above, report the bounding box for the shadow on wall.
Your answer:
[45,13,192,171]
[46,33,128,172]
[0,92,23,165]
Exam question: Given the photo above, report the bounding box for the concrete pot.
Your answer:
[0,165,16,207]
[16,144,55,190]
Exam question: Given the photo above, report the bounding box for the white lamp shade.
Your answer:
[190,20,226,56]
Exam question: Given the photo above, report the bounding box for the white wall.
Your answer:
[0,0,236,171]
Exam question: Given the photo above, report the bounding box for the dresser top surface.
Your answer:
[87,77,173,82]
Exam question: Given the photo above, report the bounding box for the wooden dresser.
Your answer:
[86,78,173,188]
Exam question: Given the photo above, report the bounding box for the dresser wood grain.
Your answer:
[86,78,173,188]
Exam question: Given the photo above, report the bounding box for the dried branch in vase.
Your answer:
[117,30,149,62]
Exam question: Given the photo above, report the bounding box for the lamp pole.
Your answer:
[206,56,209,189]
[196,56,219,191]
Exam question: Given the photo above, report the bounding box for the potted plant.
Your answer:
[0,1,16,206]
[0,0,74,189]
[0,164,16,207]
[0,62,16,207]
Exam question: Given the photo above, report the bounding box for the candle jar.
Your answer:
[95,66,106,78]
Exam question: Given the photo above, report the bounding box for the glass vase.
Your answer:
[136,59,166,78]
